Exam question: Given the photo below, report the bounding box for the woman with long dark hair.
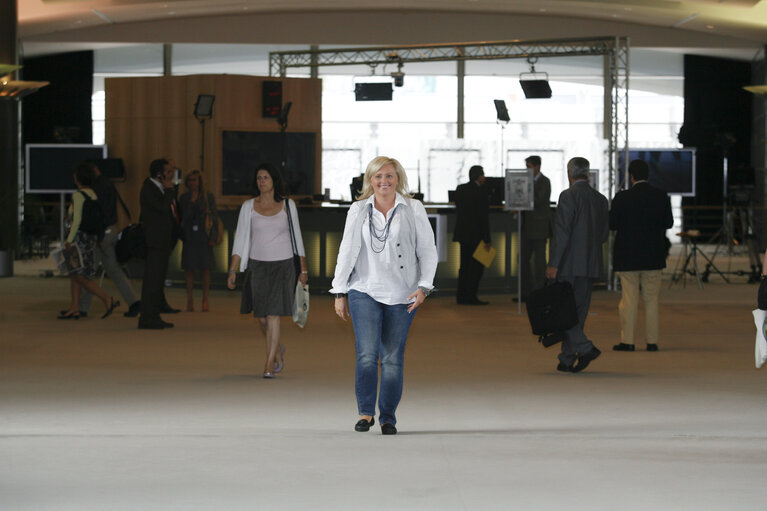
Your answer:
[58,163,119,320]
[228,163,308,378]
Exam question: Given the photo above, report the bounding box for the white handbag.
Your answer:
[293,282,309,328]
[751,309,767,369]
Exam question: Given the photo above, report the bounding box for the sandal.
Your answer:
[57,310,81,320]
[101,297,120,319]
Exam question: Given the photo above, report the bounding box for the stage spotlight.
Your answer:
[494,99,510,122]
[193,94,215,119]
[391,62,405,87]
[519,57,551,99]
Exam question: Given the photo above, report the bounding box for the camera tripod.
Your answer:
[705,204,762,283]
[669,230,729,289]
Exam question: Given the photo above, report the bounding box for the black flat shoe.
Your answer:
[647,343,659,352]
[101,298,120,319]
[57,311,81,320]
[572,347,601,373]
[123,301,141,318]
[613,342,635,351]
[556,362,573,373]
[381,423,397,435]
[355,417,375,432]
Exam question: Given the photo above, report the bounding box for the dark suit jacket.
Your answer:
[549,180,609,279]
[610,181,673,271]
[453,181,490,245]
[522,173,552,240]
[139,177,175,250]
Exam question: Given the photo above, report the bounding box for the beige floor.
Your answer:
[1,264,766,510]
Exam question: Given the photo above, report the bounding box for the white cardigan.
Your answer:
[231,198,305,272]
[329,194,438,296]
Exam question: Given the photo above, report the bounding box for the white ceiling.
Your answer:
[17,0,767,60]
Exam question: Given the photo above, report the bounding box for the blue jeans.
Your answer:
[348,289,416,426]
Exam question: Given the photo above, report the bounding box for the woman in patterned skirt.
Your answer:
[58,163,119,320]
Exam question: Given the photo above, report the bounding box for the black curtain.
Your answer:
[21,51,94,144]
[679,54,752,236]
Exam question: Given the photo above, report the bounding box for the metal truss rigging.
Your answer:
[270,36,629,286]
[269,36,629,198]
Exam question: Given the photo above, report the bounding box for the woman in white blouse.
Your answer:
[331,156,438,435]
[228,163,308,378]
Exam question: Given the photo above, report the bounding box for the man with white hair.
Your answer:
[546,157,609,373]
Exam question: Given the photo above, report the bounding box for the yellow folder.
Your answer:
[472,242,496,268]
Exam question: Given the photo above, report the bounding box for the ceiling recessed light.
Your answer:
[539,8,547,12]
[706,24,714,29]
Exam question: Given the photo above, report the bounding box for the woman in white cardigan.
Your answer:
[228,163,308,378]
[330,156,438,435]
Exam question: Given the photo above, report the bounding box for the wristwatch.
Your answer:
[417,286,433,296]
[334,293,348,299]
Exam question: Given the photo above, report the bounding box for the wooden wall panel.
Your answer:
[107,74,321,216]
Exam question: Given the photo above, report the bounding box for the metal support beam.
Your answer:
[457,60,465,139]
[163,44,172,76]
[310,45,319,79]
[270,37,624,76]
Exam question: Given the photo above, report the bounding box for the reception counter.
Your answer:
[166,202,540,295]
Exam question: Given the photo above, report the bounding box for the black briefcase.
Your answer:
[115,223,147,263]
[526,281,579,346]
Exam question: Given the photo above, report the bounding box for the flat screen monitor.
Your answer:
[221,131,315,196]
[26,144,108,193]
[618,148,696,196]
[484,177,505,206]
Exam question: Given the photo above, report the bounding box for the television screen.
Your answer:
[26,144,108,193]
[484,177,505,206]
[618,149,696,196]
[221,131,315,196]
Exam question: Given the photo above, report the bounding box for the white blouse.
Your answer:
[231,198,305,271]
[331,193,438,305]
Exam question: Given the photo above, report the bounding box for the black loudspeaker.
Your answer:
[520,79,552,99]
[262,81,282,118]
[354,83,393,101]
[98,158,126,181]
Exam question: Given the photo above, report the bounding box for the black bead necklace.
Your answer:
[368,202,398,254]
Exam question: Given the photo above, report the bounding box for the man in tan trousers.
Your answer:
[609,159,674,351]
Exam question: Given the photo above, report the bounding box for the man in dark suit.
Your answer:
[520,155,552,300]
[160,157,181,314]
[138,158,176,329]
[546,157,609,373]
[453,165,491,305]
[610,159,673,352]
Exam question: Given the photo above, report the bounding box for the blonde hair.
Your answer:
[357,156,410,201]
[184,169,205,193]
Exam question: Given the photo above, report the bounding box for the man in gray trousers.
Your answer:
[546,157,609,373]
[78,161,141,317]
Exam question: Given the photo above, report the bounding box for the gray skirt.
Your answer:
[240,258,296,317]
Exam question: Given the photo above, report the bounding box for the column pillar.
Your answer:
[0,0,18,276]
[457,60,465,139]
